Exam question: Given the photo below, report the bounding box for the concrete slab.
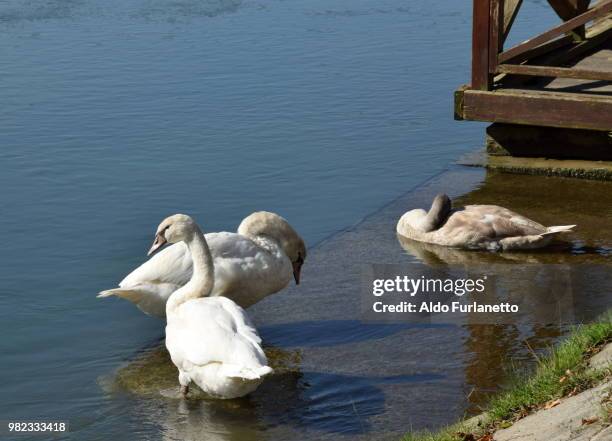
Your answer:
[590,343,612,371]
[494,381,611,441]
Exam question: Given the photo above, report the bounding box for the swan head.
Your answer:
[148,214,199,256]
[398,194,452,234]
[238,211,307,284]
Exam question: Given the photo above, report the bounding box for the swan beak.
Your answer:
[147,233,167,256]
[292,262,302,285]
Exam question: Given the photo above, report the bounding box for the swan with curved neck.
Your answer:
[397,193,575,251]
[152,214,273,399]
[98,211,306,317]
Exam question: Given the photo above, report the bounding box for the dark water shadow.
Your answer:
[254,370,444,436]
[259,319,453,348]
[102,343,445,439]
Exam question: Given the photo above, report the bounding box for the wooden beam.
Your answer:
[543,24,612,65]
[493,24,611,88]
[498,0,612,63]
[473,0,493,90]
[571,0,591,14]
[457,88,612,131]
[496,63,612,81]
[500,10,611,65]
[489,0,504,73]
[555,0,590,39]
[572,0,591,39]
[501,35,574,65]
[503,0,523,42]
[547,0,581,21]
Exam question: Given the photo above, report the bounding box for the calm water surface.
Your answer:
[1,1,600,440]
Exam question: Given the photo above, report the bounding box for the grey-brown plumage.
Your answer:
[397,194,575,251]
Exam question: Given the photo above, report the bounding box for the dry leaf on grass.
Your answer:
[476,434,493,441]
[543,399,562,410]
[581,417,599,425]
[567,386,579,397]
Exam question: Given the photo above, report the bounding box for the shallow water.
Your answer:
[1,1,606,440]
[93,168,612,441]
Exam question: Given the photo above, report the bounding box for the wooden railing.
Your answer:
[471,0,612,90]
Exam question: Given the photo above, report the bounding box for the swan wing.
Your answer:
[459,205,547,237]
[118,232,256,290]
[112,232,290,310]
[206,232,292,305]
[120,241,192,288]
[167,298,266,369]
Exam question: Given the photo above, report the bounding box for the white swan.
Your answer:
[397,194,575,251]
[98,212,306,318]
[153,214,273,399]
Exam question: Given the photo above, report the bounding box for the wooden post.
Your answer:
[472,0,493,90]
[489,0,504,74]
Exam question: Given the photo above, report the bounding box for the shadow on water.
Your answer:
[103,342,444,439]
[260,319,452,348]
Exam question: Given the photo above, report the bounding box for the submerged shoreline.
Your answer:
[5,160,608,441]
[403,311,612,441]
[104,164,612,441]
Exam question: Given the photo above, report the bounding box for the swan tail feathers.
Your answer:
[543,225,576,236]
[97,287,145,303]
[220,364,274,380]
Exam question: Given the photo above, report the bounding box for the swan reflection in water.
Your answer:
[396,233,612,412]
[396,233,579,266]
[102,336,443,440]
[102,344,302,441]
[396,234,584,325]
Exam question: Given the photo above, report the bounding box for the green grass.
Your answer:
[402,311,612,441]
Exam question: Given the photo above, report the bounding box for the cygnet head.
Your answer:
[238,211,307,284]
[148,214,199,256]
[399,193,452,234]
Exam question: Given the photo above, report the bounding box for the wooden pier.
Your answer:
[455,0,612,170]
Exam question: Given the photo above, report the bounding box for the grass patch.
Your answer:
[402,311,612,441]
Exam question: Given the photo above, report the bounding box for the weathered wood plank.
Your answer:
[547,0,591,35]
[498,0,612,63]
[496,63,612,80]
[548,0,590,41]
[540,25,612,65]
[473,0,493,89]
[489,0,504,72]
[499,9,611,65]
[571,0,591,10]
[503,0,522,41]
[501,35,574,65]
[547,0,581,20]
[572,0,591,39]
[457,88,612,130]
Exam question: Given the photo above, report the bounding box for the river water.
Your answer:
[3,1,608,440]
